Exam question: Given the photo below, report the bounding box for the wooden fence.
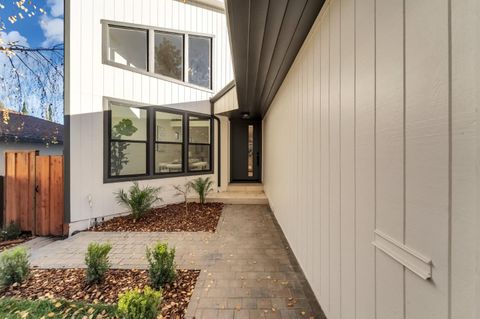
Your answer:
[4,151,65,236]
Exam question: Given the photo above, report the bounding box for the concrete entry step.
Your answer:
[226,182,264,193]
[189,183,268,205]
[205,190,268,205]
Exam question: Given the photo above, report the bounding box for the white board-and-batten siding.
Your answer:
[263,0,479,318]
[65,0,233,232]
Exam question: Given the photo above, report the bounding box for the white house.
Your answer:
[64,0,480,318]
[65,0,233,232]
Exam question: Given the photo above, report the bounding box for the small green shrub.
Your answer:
[85,242,112,284]
[189,177,214,204]
[1,221,22,241]
[115,182,162,220]
[0,297,119,318]
[146,242,176,289]
[118,286,162,319]
[173,182,191,214]
[0,247,29,286]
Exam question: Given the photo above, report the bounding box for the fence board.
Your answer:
[4,151,36,232]
[48,156,64,236]
[4,152,64,236]
[35,156,50,236]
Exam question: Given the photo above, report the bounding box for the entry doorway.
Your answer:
[230,119,262,182]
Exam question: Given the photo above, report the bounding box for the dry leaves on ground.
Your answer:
[89,202,223,232]
[0,237,32,252]
[0,268,200,319]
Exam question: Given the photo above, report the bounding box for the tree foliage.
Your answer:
[154,38,182,79]
[0,0,64,124]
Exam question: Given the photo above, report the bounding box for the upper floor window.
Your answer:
[108,26,148,70]
[188,36,211,89]
[103,21,213,90]
[155,32,184,81]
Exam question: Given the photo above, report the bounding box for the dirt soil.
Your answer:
[89,202,223,232]
[0,268,200,319]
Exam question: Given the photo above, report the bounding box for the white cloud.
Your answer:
[0,30,29,47]
[47,0,64,17]
[39,16,63,47]
[0,31,29,64]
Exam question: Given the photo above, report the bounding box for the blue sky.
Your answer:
[0,0,64,48]
[0,0,64,123]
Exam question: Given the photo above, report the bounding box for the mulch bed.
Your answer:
[0,268,200,318]
[89,202,223,232]
[0,236,32,252]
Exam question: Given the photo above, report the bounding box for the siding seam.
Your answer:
[402,0,407,317]
[447,0,452,317]
[373,0,377,317]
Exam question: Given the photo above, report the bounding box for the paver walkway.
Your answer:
[30,205,324,319]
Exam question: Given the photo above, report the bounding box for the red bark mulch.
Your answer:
[89,202,223,232]
[0,268,200,319]
[0,236,32,252]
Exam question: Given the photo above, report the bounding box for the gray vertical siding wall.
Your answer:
[263,0,479,318]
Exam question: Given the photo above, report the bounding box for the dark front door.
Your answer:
[230,119,262,182]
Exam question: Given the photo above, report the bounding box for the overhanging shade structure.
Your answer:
[224,0,325,118]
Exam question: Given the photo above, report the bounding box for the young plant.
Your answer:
[85,242,112,284]
[146,242,176,289]
[118,286,162,319]
[115,182,162,220]
[173,182,191,214]
[0,247,29,286]
[189,177,214,205]
[1,221,22,241]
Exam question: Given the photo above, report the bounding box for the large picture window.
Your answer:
[109,104,148,177]
[105,101,212,182]
[155,111,183,174]
[188,116,211,172]
[103,21,213,90]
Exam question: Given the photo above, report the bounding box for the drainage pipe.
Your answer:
[213,115,221,188]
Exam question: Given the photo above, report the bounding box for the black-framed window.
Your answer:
[104,101,213,182]
[188,115,211,172]
[103,21,213,90]
[109,103,148,177]
[155,111,183,174]
[107,26,148,71]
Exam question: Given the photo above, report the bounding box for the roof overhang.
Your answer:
[225,0,325,118]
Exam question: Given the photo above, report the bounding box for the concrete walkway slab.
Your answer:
[28,205,324,319]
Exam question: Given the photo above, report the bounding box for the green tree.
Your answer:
[45,104,53,121]
[21,102,28,115]
[154,39,182,79]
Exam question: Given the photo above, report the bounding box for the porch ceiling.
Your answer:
[225,0,325,119]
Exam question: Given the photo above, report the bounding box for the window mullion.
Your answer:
[184,34,189,83]
[148,29,155,73]
[184,113,189,173]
